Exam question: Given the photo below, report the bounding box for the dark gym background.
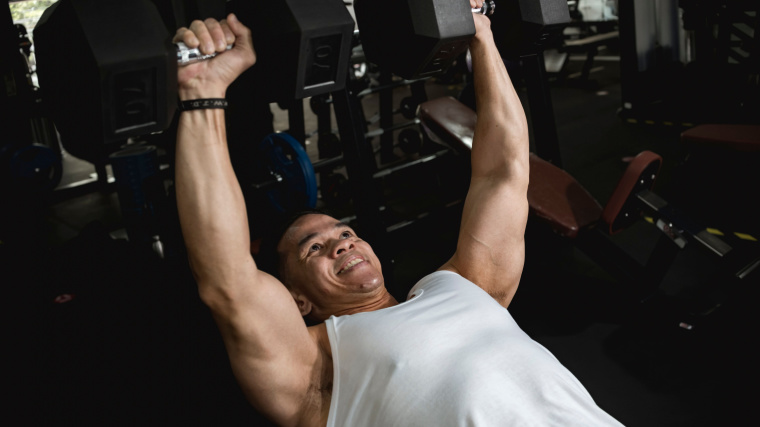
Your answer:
[4,1,758,426]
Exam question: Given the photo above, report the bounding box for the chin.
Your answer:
[357,276,384,292]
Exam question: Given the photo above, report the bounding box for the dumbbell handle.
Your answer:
[472,1,495,16]
[176,42,233,66]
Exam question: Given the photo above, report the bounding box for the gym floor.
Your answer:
[7,51,758,426]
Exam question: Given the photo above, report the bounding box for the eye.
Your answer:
[340,230,352,239]
[308,243,322,253]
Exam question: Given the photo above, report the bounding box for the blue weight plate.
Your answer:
[9,143,63,191]
[259,132,317,212]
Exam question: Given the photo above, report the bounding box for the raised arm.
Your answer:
[439,2,530,307]
[173,15,322,425]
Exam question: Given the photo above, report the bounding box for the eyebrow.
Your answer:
[297,221,352,252]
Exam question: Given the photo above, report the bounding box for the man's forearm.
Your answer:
[469,29,529,179]
[175,108,254,286]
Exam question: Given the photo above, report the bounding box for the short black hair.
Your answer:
[255,207,334,283]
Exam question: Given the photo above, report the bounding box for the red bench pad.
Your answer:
[528,153,603,238]
[681,124,760,152]
[418,96,477,151]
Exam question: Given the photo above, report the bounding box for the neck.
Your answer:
[318,289,399,320]
[344,290,399,315]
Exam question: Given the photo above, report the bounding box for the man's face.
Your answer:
[277,214,384,319]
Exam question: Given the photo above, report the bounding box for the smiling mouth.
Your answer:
[338,258,365,274]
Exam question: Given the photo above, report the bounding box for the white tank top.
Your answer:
[324,270,623,426]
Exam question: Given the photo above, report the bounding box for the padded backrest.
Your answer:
[527,153,603,238]
[600,151,662,234]
[417,96,477,151]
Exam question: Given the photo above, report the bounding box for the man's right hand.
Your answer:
[172,13,256,99]
[470,0,492,42]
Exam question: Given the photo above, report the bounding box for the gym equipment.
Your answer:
[397,128,423,154]
[399,96,421,120]
[473,1,496,15]
[417,95,759,305]
[489,0,571,59]
[34,0,178,163]
[355,0,571,78]
[176,42,232,66]
[257,132,318,213]
[0,141,63,193]
[617,1,759,126]
[226,0,355,102]
[109,145,163,245]
[33,0,355,163]
[681,124,760,153]
[310,94,343,159]
[354,0,487,79]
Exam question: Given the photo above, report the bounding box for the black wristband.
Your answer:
[179,98,228,111]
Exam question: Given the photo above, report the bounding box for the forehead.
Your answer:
[278,214,343,251]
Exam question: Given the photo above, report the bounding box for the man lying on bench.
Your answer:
[173,2,623,425]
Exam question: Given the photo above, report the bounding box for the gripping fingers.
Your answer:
[173,27,198,48]
[204,18,229,52]
[188,19,215,54]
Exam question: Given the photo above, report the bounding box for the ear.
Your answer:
[290,290,313,317]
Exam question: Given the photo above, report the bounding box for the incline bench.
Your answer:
[416,96,758,302]
[417,96,657,239]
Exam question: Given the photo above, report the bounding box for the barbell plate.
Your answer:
[8,143,63,192]
[259,133,318,212]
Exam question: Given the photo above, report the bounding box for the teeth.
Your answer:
[339,259,363,274]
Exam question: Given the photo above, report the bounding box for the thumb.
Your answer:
[226,13,252,50]
[223,13,256,69]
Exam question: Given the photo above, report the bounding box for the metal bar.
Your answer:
[736,256,760,280]
[365,119,420,138]
[637,190,733,257]
[521,53,563,167]
[356,77,430,98]
[287,99,306,148]
[311,155,344,172]
[379,71,395,163]
[373,149,449,179]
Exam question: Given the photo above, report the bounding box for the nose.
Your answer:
[332,238,354,257]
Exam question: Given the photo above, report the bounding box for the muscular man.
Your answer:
[174,3,622,426]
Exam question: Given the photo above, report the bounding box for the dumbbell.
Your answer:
[33,0,354,164]
[354,0,497,80]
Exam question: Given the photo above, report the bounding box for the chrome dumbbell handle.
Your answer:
[472,1,495,16]
[176,42,233,66]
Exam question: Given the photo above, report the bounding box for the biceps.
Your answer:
[458,179,529,257]
[451,180,529,300]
